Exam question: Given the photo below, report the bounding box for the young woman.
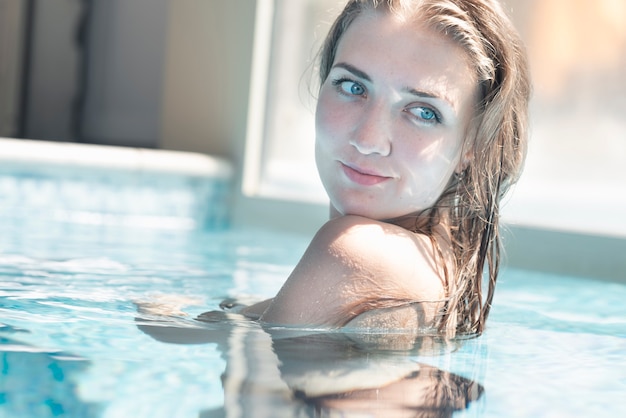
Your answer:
[243,0,531,337]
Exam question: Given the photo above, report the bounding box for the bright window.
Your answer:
[243,0,343,204]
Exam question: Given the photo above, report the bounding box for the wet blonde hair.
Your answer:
[319,0,531,336]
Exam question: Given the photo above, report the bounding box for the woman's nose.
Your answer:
[349,103,392,156]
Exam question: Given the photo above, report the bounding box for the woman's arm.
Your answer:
[240,298,273,319]
[259,215,447,329]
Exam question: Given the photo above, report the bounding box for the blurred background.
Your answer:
[1,0,625,236]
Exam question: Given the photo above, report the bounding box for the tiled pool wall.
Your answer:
[0,138,233,230]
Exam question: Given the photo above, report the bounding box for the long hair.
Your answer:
[318,0,531,336]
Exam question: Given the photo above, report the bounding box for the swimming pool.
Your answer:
[1,141,625,417]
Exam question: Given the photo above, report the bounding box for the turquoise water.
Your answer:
[1,172,625,417]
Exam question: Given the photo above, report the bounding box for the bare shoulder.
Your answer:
[315,215,448,294]
[259,215,448,328]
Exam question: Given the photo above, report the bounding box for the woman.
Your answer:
[244,0,531,337]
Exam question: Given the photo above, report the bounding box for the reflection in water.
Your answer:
[136,307,484,417]
[272,332,483,418]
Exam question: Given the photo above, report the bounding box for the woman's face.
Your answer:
[315,10,479,222]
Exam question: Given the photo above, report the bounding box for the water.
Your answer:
[1,178,625,417]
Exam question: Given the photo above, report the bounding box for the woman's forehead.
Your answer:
[335,11,477,92]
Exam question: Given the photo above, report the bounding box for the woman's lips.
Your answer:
[341,163,391,186]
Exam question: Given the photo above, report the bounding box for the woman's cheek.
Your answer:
[316,96,341,136]
[317,90,358,141]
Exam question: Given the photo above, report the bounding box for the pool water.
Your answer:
[1,217,625,418]
[1,162,625,418]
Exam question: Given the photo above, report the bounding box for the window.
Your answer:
[243,0,344,204]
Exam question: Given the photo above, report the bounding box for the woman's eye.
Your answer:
[408,106,441,124]
[332,79,366,96]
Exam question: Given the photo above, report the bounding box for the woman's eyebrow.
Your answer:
[332,62,371,82]
[405,87,454,109]
[333,62,455,109]
[406,87,438,100]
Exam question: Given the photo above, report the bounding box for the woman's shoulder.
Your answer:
[259,215,448,328]
[315,215,448,296]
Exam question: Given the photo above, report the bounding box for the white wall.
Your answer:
[160,0,256,164]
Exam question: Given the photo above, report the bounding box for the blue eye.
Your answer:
[419,108,436,120]
[346,81,365,96]
[332,78,366,96]
[408,106,441,124]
